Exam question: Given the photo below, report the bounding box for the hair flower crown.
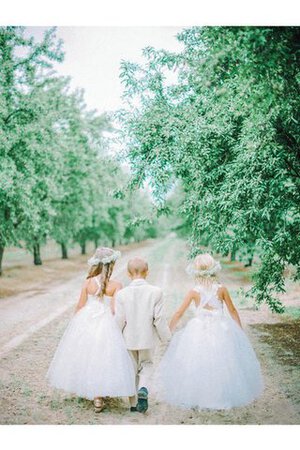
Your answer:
[186,260,221,277]
[87,250,121,267]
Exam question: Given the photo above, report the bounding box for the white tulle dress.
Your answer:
[46,278,136,400]
[156,283,264,410]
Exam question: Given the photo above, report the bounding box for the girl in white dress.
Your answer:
[46,247,136,412]
[157,253,264,410]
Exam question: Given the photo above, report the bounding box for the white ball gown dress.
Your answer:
[46,279,136,400]
[157,283,264,410]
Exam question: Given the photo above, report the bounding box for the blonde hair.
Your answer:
[188,253,221,288]
[127,257,148,276]
[86,247,117,297]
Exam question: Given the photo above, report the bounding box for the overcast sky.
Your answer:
[27,26,184,114]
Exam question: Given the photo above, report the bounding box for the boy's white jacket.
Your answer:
[115,278,172,350]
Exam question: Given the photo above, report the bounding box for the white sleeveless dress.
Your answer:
[156,283,264,410]
[46,279,136,399]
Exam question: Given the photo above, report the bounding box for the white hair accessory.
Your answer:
[185,260,221,277]
[87,250,121,267]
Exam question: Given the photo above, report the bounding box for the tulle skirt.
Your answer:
[46,300,136,400]
[155,309,264,410]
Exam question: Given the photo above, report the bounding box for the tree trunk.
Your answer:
[0,245,4,276]
[81,241,86,255]
[111,239,116,248]
[61,242,68,259]
[230,246,237,262]
[33,243,42,265]
[94,238,98,249]
[245,256,253,267]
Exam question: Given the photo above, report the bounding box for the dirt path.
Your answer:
[0,240,156,358]
[0,237,299,424]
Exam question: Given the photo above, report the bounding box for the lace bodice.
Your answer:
[192,283,223,311]
[87,276,112,307]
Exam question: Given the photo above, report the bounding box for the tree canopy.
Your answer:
[118,26,300,312]
[0,26,158,273]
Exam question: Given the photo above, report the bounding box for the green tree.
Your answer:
[119,26,300,312]
[0,26,174,275]
[0,26,64,270]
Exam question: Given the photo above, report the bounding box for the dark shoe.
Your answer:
[136,387,148,413]
[94,397,105,413]
[130,406,138,412]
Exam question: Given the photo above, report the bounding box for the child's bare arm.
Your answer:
[169,290,196,332]
[110,281,123,315]
[221,286,242,328]
[74,280,89,313]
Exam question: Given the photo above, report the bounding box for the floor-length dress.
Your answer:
[156,283,264,409]
[46,279,135,400]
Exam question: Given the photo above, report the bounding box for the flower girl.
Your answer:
[157,253,264,410]
[46,247,135,412]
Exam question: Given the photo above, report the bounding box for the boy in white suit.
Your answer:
[115,257,171,413]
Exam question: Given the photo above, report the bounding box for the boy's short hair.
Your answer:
[127,257,148,275]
